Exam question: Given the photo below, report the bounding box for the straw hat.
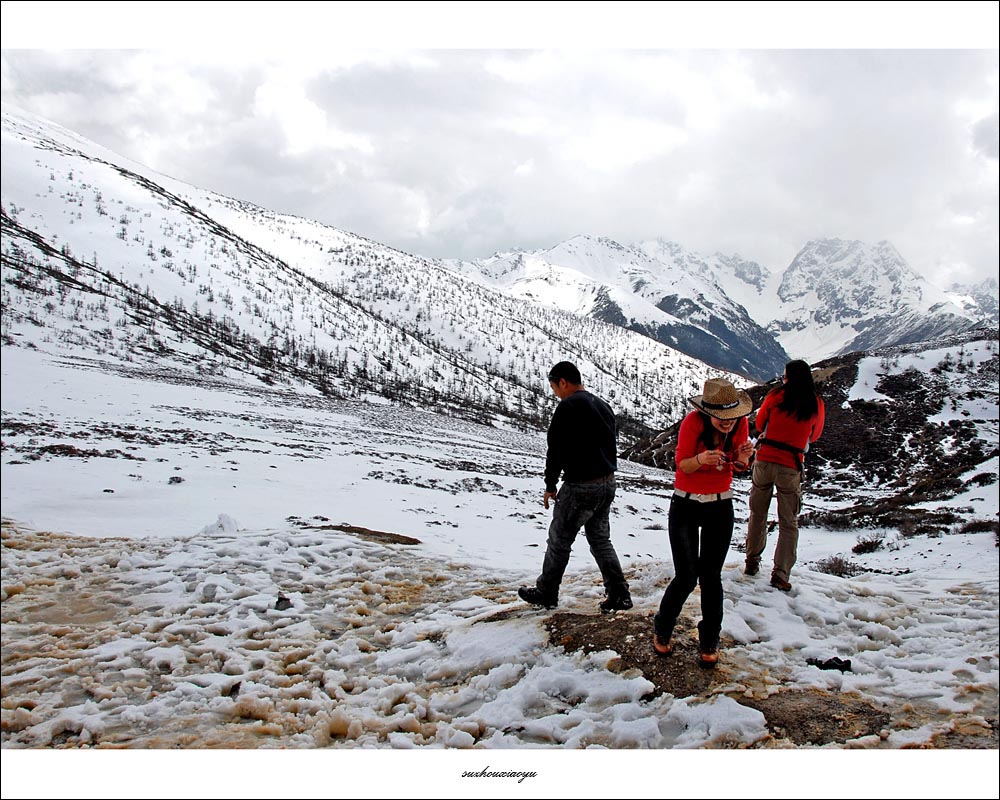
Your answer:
[688,377,753,420]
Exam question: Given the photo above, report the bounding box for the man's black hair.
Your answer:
[548,361,582,385]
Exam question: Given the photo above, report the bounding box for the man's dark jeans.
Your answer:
[535,476,628,599]
[654,495,734,649]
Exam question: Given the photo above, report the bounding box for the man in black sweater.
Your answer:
[518,361,632,613]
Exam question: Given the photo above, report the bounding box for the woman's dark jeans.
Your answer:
[654,495,734,650]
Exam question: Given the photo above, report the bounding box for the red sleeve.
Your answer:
[810,396,826,442]
[675,411,701,467]
[754,391,776,434]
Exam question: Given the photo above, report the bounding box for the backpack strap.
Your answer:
[757,437,805,472]
[757,420,806,473]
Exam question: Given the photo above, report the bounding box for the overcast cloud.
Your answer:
[1,5,998,288]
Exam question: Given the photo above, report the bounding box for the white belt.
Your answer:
[673,489,733,503]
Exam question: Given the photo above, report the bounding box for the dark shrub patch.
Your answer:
[959,518,1000,535]
[813,555,866,578]
[852,531,886,554]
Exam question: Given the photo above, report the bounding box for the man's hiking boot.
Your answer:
[599,593,633,614]
[770,575,792,592]
[518,586,557,609]
[744,561,759,576]
[653,633,673,656]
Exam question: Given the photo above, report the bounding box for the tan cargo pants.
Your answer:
[745,460,802,581]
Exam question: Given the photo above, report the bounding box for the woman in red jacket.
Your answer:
[744,359,825,591]
[653,378,754,667]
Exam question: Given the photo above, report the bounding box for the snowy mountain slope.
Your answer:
[452,236,790,382]
[1,104,747,435]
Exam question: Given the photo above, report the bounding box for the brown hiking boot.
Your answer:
[698,648,719,668]
[770,575,792,592]
[653,633,673,656]
[744,561,759,576]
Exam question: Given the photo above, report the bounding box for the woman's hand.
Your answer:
[698,449,727,467]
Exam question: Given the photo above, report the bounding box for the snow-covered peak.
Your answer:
[946,277,1000,326]
[533,234,647,286]
[633,238,715,278]
[780,238,914,302]
[635,237,687,261]
[710,252,773,294]
[765,237,981,361]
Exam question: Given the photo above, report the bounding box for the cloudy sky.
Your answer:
[2,2,998,287]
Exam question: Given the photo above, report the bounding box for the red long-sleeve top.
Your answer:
[753,389,825,469]
[674,411,750,494]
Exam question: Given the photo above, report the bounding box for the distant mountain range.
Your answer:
[949,277,1000,326]
[452,236,995,382]
[447,237,790,382]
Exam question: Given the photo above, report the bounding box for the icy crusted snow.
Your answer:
[0,522,710,749]
[4,515,997,751]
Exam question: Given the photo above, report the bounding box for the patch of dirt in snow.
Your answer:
[928,717,999,749]
[289,519,422,546]
[545,611,719,700]
[735,689,890,746]
[543,611,998,749]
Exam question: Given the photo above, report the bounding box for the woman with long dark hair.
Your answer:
[653,378,754,667]
[744,359,825,591]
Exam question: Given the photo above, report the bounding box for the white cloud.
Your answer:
[514,159,535,176]
[253,76,374,156]
[1,43,998,284]
[562,117,687,172]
